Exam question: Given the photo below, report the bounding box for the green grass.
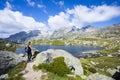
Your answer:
[34,57,85,80]
[41,72,84,80]
[80,56,120,77]
[32,39,65,46]
[35,57,71,77]
[80,58,97,76]
[6,62,27,80]
[31,37,113,47]
[97,39,120,55]
[51,40,65,45]
[97,47,119,55]
[88,56,120,70]
[76,37,99,41]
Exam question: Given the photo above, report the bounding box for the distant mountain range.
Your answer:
[99,23,120,38]
[4,23,120,43]
[51,25,99,39]
[5,30,41,43]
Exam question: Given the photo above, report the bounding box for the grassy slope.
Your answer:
[80,56,120,77]
[6,62,27,80]
[0,40,19,52]
[41,72,84,80]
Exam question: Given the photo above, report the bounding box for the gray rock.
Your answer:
[0,74,8,80]
[0,51,22,75]
[77,53,101,58]
[31,48,40,60]
[88,73,114,80]
[34,49,84,76]
[106,66,120,76]
[111,52,120,57]
[18,53,27,61]
[107,68,117,75]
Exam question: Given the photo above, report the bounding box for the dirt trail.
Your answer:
[23,62,42,80]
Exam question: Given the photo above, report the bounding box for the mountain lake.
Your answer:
[16,45,104,56]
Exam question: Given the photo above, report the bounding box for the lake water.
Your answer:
[16,45,104,56]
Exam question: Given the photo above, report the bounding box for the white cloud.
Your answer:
[37,4,47,13]
[0,8,48,38]
[58,1,64,6]
[48,12,71,30]
[6,1,12,9]
[37,4,44,8]
[52,0,64,6]
[67,5,120,23]
[48,5,120,30]
[26,0,35,7]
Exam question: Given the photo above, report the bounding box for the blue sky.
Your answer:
[0,0,120,38]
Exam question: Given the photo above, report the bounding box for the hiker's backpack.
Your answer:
[25,46,28,53]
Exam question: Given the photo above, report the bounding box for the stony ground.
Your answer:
[23,61,42,80]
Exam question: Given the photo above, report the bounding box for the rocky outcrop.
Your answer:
[0,51,22,75]
[112,71,120,80]
[88,73,114,80]
[77,51,102,58]
[31,48,40,59]
[106,67,120,76]
[106,66,120,80]
[0,74,8,80]
[34,49,84,76]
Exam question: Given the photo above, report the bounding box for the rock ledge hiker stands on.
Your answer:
[34,49,84,76]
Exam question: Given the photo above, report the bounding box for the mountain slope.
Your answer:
[99,23,120,38]
[51,25,99,39]
[5,30,41,43]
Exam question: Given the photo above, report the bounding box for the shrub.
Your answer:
[37,57,71,76]
[38,63,51,71]
[88,67,97,73]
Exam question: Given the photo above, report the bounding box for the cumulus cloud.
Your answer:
[0,8,48,38]
[26,0,35,7]
[67,5,120,23]
[48,5,120,30]
[48,12,71,30]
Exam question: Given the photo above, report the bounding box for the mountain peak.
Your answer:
[71,26,80,32]
[81,25,93,30]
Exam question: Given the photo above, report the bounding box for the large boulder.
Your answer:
[0,51,22,75]
[34,49,84,76]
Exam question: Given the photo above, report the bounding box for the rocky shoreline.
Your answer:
[76,50,102,58]
[76,50,120,58]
